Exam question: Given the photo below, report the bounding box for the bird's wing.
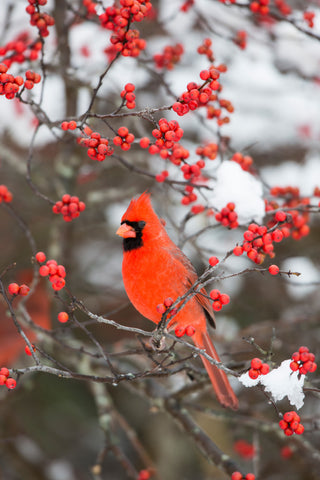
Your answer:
[170,246,216,328]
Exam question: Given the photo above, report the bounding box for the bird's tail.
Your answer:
[193,330,238,410]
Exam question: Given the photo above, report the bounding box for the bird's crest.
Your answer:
[121,192,155,223]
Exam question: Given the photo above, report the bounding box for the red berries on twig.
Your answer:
[290,346,317,375]
[279,411,304,436]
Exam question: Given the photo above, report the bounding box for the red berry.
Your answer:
[295,423,304,435]
[291,351,300,362]
[248,368,259,379]
[35,251,46,263]
[268,264,279,275]
[233,246,243,256]
[220,293,230,305]
[140,137,150,148]
[138,470,150,480]
[231,473,243,480]
[164,297,174,307]
[209,256,219,267]
[245,474,255,480]
[57,311,69,323]
[18,284,30,296]
[6,378,16,389]
[299,346,309,353]
[260,363,270,375]
[212,300,222,311]
[275,210,287,222]
[39,265,50,276]
[118,126,129,137]
[209,289,220,300]
[156,304,166,314]
[8,283,19,295]
[25,345,35,356]
[175,326,186,338]
[283,412,294,423]
[279,419,288,430]
[251,357,262,370]
[185,325,195,336]
[0,367,9,377]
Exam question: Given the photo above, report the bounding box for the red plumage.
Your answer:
[117,192,238,410]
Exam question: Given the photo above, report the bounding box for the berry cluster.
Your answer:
[153,43,184,70]
[279,411,304,436]
[0,367,16,390]
[150,118,184,157]
[61,120,77,131]
[8,283,30,296]
[231,473,255,480]
[36,252,66,291]
[172,67,220,116]
[120,83,136,109]
[248,357,270,379]
[99,0,151,57]
[197,38,214,62]
[181,160,205,181]
[113,126,135,150]
[267,186,310,240]
[233,222,284,264]
[191,204,205,215]
[234,439,256,459]
[207,96,234,126]
[181,185,198,206]
[215,203,239,229]
[78,127,114,160]
[140,118,191,178]
[234,30,247,50]
[156,297,195,338]
[230,152,253,172]
[303,11,315,28]
[275,0,291,15]
[0,64,23,99]
[209,289,230,312]
[249,0,269,15]
[0,32,42,67]
[174,325,196,338]
[53,194,86,222]
[26,0,55,38]
[24,70,41,90]
[83,0,97,16]
[156,297,177,317]
[0,184,13,203]
[290,346,317,375]
[111,28,146,58]
[196,142,218,160]
[155,170,169,183]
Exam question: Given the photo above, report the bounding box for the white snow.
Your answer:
[208,161,265,224]
[239,359,306,410]
[281,256,320,299]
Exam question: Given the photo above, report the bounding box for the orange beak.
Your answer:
[116,223,137,238]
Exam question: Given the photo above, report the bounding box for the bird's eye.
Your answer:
[138,221,146,229]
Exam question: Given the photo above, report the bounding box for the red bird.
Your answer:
[116,192,238,410]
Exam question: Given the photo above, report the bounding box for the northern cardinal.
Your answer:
[116,192,238,410]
